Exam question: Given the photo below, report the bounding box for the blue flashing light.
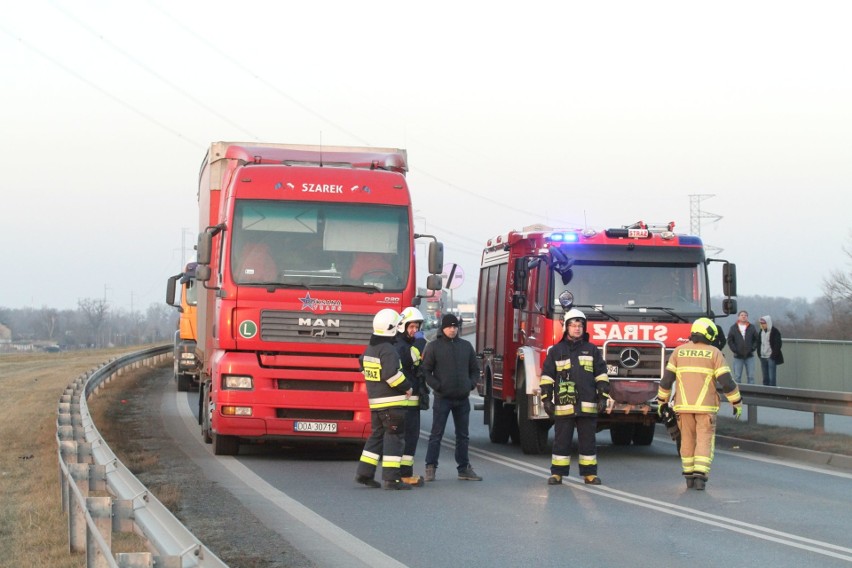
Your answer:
[549,232,579,243]
[679,235,703,246]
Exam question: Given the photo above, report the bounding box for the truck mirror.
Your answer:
[166,275,179,306]
[428,241,444,274]
[513,257,528,290]
[426,273,442,290]
[196,265,211,283]
[723,263,737,297]
[197,230,212,265]
[722,298,737,315]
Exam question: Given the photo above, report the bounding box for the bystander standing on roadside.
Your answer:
[758,315,784,386]
[422,314,482,482]
[727,310,759,384]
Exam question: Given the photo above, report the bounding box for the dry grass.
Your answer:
[0,347,153,567]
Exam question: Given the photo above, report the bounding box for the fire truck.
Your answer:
[475,222,737,454]
[166,262,200,393]
[194,142,443,455]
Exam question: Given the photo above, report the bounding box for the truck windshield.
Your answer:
[552,261,707,317]
[230,200,410,291]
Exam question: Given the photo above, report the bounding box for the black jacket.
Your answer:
[422,330,479,400]
[727,322,759,359]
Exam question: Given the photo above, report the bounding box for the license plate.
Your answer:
[294,421,337,433]
[607,364,619,376]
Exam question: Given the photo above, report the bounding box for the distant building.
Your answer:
[0,323,11,344]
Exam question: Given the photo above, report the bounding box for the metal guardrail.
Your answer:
[56,344,229,568]
[736,383,852,435]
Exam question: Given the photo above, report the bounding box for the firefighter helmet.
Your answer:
[373,309,401,337]
[398,306,425,333]
[690,318,718,343]
[563,308,587,327]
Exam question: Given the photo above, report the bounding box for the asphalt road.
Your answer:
[161,377,852,568]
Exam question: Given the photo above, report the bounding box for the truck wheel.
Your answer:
[610,424,635,445]
[177,373,191,392]
[517,390,549,455]
[213,434,239,456]
[201,382,213,444]
[632,423,656,445]
[487,389,511,444]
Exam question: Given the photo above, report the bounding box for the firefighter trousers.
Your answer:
[400,406,421,477]
[356,407,406,482]
[551,415,598,478]
[677,412,716,479]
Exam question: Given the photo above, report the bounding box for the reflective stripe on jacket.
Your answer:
[657,341,741,413]
[363,338,410,409]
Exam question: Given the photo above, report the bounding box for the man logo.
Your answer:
[298,318,340,328]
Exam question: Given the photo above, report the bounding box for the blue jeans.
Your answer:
[732,355,756,384]
[760,357,777,386]
[425,396,471,472]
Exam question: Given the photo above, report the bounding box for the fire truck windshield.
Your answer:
[230,200,410,291]
[552,261,707,317]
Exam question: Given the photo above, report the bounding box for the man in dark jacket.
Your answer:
[422,314,482,482]
[727,310,759,384]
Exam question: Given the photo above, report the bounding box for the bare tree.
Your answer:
[820,233,852,339]
[77,298,110,347]
[40,307,59,340]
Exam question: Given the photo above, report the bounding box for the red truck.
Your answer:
[194,142,443,455]
[475,221,737,454]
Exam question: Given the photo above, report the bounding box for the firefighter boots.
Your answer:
[693,475,707,491]
[355,475,381,489]
[547,475,562,485]
[401,475,425,487]
[383,479,413,490]
[583,475,602,485]
[458,466,483,481]
[425,464,437,482]
[685,475,695,489]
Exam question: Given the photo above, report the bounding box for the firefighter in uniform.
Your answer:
[539,309,614,486]
[395,306,429,486]
[657,318,743,490]
[355,309,414,490]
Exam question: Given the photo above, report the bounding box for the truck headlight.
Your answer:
[222,375,253,390]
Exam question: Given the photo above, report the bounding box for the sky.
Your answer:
[1,0,850,312]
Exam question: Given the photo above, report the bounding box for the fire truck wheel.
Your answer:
[610,424,635,445]
[517,390,549,455]
[487,390,512,444]
[213,433,240,456]
[632,423,656,446]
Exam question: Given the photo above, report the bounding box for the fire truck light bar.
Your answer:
[548,232,579,243]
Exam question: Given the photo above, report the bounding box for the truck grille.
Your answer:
[260,310,372,345]
[603,340,668,379]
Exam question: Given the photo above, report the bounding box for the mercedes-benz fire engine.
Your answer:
[194,142,443,455]
[475,222,737,454]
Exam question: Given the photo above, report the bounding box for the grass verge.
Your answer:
[0,347,150,567]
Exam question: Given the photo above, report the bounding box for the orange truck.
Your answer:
[476,222,737,454]
[194,142,443,455]
[166,262,200,393]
